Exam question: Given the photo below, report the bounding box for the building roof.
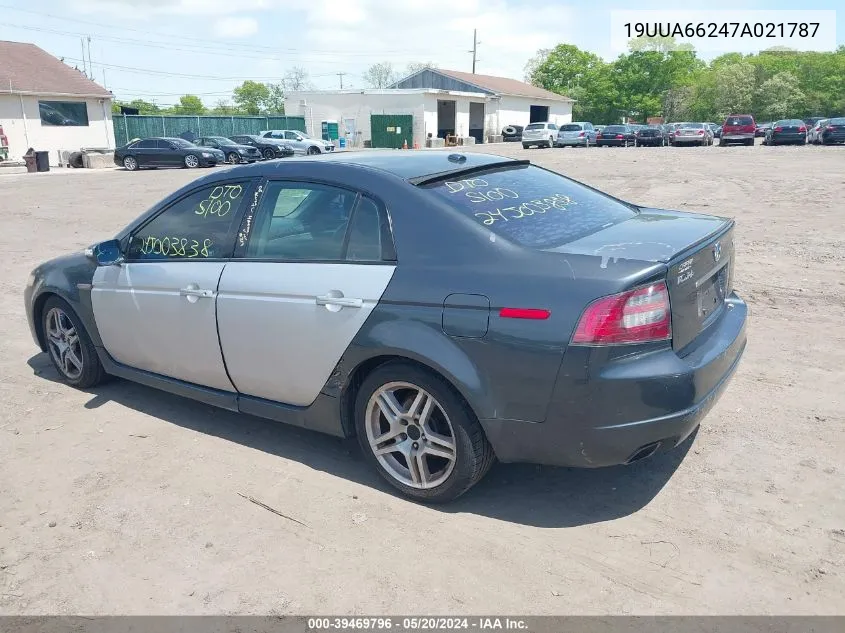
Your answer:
[391,68,571,102]
[0,40,112,98]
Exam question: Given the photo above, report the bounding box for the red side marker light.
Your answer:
[499,308,551,320]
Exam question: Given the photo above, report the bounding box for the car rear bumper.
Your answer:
[770,133,805,143]
[636,137,663,144]
[556,137,589,146]
[822,133,845,143]
[596,139,628,145]
[480,293,747,468]
[673,136,706,143]
[722,133,754,141]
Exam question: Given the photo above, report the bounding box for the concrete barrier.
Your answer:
[82,151,114,169]
[425,138,446,148]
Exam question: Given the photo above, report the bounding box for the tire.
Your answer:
[262,148,276,160]
[355,361,495,503]
[746,138,754,146]
[502,126,517,136]
[719,140,726,147]
[547,137,554,148]
[184,154,200,168]
[41,296,106,389]
[799,139,806,145]
[226,152,240,164]
[122,155,138,171]
[307,146,321,155]
[69,151,84,168]
[522,144,530,149]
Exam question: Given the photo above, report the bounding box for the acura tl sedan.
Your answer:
[24,152,747,502]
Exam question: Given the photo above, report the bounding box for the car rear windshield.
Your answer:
[420,164,637,250]
[525,123,545,130]
[828,118,845,125]
[679,122,703,128]
[725,116,753,126]
[559,124,583,131]
[602,126,626,133]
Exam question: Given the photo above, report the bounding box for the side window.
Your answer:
[127,182,249,261]
[156,140,174,149]
[136,139,156,149]
[245,181,358,261]
[285,131,298,140]
[346,197,388,262]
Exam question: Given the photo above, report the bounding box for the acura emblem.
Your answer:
[713,242,722,262]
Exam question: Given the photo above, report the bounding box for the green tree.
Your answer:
[264,82,285,114]
[528,44,604,95]
[713,62,755,118]
[233,80,270,115]
[169,95,206,115]
[755,71,806,120]
[111,98,161,114]
[211,99,240,115]
[627,36,694,53]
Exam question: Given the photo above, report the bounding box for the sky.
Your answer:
[0,0,841,107]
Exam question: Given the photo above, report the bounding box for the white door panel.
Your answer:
[217,262,396,406]
[91,262,235,392]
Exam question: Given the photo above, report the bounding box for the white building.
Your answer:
[284,68,572,149]
[0,40,115,165]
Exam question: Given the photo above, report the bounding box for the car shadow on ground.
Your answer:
[29,353,693,528]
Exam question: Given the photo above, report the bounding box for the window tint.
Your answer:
[127,182,249,261]
[421,164,637,250]
[346,197,386,262]
[726,116,753,126]
[285,131,300,139]
[525,124,544,130]
[559,124,583,131]
[39,101,89,126]
[603,126,626,133]
[548,124,558,130]
[136,139,157,149]
[245,181,358,261]
[830,118,845,125]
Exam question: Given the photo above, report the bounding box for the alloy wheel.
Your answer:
[227,152,240,164]
[45,307,83,380]
[185,154,199,168]
[365,381,457,489]
[123,156,137,171]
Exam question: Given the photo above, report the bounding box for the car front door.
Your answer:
[216,180,397,406]
[91,179,253,391]
[284,131,307,154]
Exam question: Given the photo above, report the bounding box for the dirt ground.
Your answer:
[1,142,843,616]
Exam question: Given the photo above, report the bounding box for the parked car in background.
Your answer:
[114,137,224,171]
[808,119,829,144]
[819,117,845,145]
[762,120,807,145]
[229,134,294,160]
[594,125,606,135]
[260,130,335,155]
[555,122,597,147]
[634,125,665,146]
[25,151,747,502]
[706,123,720,138]
[720,115,756,146]
[671,122,713,146]
[712,125,723,139]
[755,122,771,137]
[501,125,524,142]
[521,122,559,149]
[803,116,825,131]
[195,136,263,164]
[596,124,635,147]
[628,124,646,135]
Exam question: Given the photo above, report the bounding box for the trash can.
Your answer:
[338,138,347,149]
[35,151,50,172]
[23,149,37,173]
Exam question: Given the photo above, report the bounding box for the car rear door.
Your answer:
[216,180,397,406]
[133,139,157,166]
[91,179,253,391]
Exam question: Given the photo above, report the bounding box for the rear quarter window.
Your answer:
[420,165,637,250]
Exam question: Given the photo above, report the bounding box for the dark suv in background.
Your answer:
[720,115,756,146]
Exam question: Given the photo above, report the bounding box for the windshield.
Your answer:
[420,164,637,250]
[559,124,583,131]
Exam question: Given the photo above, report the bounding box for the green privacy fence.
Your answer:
[113,115,307,147]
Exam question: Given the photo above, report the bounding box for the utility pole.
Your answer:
[468,29,480,74]
[80,38,87,77]
[86,36,93,77]
[336,72,347,89]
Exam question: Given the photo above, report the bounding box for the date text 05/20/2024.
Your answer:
[307,617,528,631]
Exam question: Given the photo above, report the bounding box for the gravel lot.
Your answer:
[1,142,843,615]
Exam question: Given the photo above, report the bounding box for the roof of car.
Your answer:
[290,151,522,180]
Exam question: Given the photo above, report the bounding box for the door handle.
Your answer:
[316,294,363,308]
[180,287,215,299]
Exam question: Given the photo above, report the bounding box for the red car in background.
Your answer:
[720,114,756,146]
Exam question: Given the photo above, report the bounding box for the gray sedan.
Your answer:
[260,129,334,155]
[25,152,747,502]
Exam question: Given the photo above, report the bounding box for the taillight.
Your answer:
[775,126,783,132]
[697,130,705,135]
[616,134,623,139]
[827,125,835,130]
[596,133,603,138]
[798,126,806,132]
[572,282,672,345]
[578,131,585,137]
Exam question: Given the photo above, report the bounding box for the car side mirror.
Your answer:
[92,239,123,266]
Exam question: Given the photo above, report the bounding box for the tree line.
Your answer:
[525,37,845,123]
[112,61,436,117]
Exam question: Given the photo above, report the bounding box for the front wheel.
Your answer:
[226,152,240,164]
[355,362,495,503]
[184,154,200,168]
[42,296,106,389]
[307,146,321,155]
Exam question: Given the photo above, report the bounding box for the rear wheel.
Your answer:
[355,362,495,503]
[522,143,530,149]
[41,296,106,389]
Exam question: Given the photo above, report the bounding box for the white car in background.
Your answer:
[259,129,334,155]
[521,122,559,149]
[808,119,829,144]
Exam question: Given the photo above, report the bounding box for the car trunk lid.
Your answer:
[552,210,735,351]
